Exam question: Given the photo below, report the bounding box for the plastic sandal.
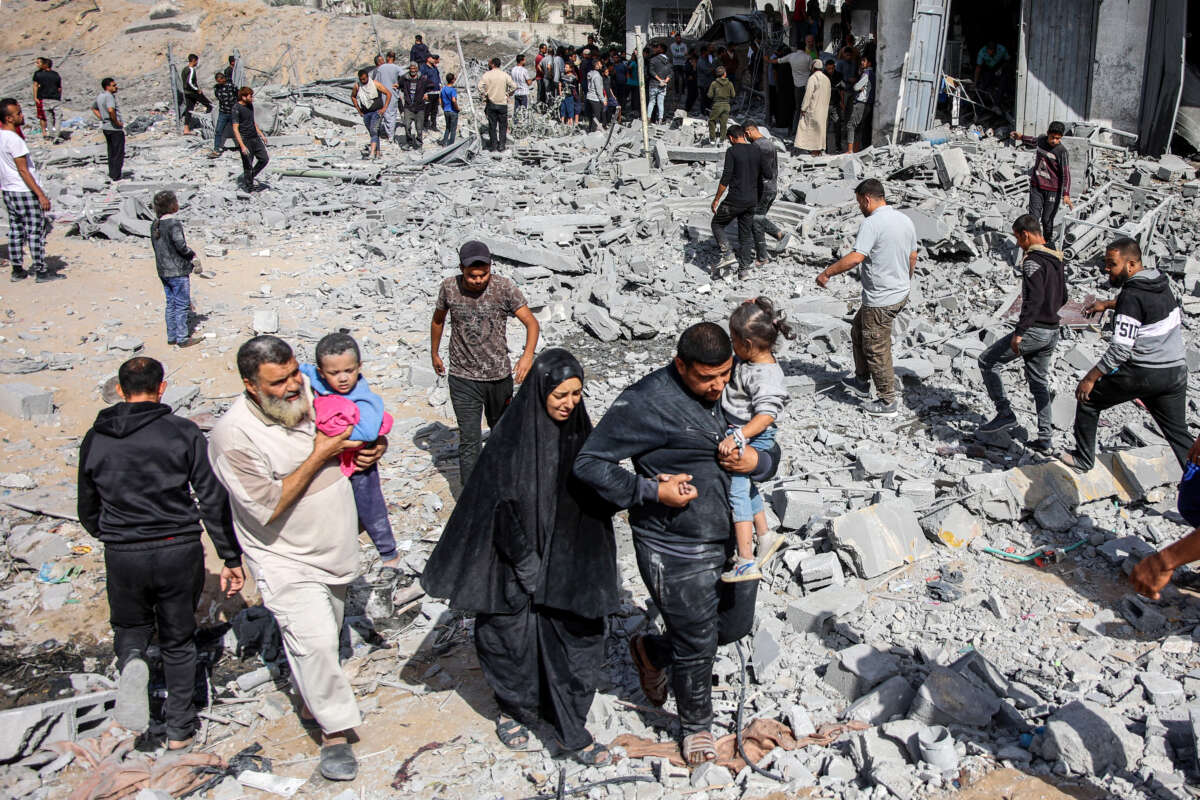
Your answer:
[569,741,611,766]
[629,634,669,707]
[681,731,717,765]
[496,716,531,751]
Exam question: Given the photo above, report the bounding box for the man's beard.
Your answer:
[257,390,310,427]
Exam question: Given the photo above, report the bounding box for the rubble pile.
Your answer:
[1,69,1199,799]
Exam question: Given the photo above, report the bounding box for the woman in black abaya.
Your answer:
[421,348,619,765]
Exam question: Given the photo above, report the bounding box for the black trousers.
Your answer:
[183,91,212,116]
[485,101,508,151]
[586,100,605,131]
[448,374,513,484]
[106,539,205,742]
[711,202,756,268]
[424,97,439,130]
[1029,187,1062,244]
[634,541,756,736]
[474,603,604,751]
[240,137,269,186]
[103,129,125,181]
[1073,364,1192,471]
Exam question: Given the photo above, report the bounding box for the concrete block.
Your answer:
[619,159,651,180]
[0,382,53,420]
[787,704,815,738]
[1063,343,1096,372]
[1097,535,1156,565]
[934,148,971,188]
[824,644,901,700]
[162,384,200,412]
[1117,594,1167,634]
[252,309,279,335]
[575,303,621,342]
[1041,700,1142,776]
[933,503,983,549]
[1112,446,1180,498]
[769,488,824,530]
[0,690,117,762]
[831,500,932,579]
[1032,495,1076,531]
[908,666,1000,728]
[1138,672,1184,707]
[844,675,915,725]
[785,581,866,633]
[853,449,897,479]
[1002,454,1137,513]
[800,552,844,588]
[689,761,732,788]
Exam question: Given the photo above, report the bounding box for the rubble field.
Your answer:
[3,4,1200,800]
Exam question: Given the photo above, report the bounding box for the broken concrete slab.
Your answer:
[931,503,984,549]
[785,580,866,634]
[1040,700,1143,777]
[830,500,932,579]
[0,382,53,420]
[473,234,584,274]
[908,665,1001,729]
[770,488,825,530]
[844,675,915,725]
[824,644,901,700]
[1112,446,1182,498]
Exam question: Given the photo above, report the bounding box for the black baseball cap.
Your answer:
[459,241,492,267]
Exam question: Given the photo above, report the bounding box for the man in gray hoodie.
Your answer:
[1059,237,1191,473]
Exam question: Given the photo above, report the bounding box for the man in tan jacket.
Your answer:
[478,57,516,152]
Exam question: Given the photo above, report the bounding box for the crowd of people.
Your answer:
[2,23,1199,787]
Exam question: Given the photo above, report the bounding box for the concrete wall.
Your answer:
[873,0,911,145]
[1087,0,1151,133]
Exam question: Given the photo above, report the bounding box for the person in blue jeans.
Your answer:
[299,333,402,578]
[717,298,793,582]
[209,71,237,157]
[440,73,460,145]
[150,190,199,348]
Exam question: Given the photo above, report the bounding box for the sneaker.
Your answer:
[35,271,65,283]
[1027,438,1053,454]
[10,269,28,282]
[205,150,220,159]
[840,375,871,399]
[115,655,150,732]
[720,556,762,583]
[175,337,201,348]
[1055,450,1089,474]
[977,410,1018,434]
[863,398,900,417]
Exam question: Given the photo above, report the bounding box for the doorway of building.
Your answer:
[940,0,1020,127]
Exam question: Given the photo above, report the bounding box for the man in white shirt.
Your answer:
[0,98,58,283]
[511,54,534,122]
[768,47,812,138]
[209,336,389,782]
[816,179,917,417]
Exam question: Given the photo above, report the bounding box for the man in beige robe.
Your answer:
[794,60,830,154]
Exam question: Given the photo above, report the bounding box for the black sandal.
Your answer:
[569,741,611,766]
[496,716,530,750]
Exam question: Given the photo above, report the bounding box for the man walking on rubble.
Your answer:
[479,58,517,152]
[31,57,62,142]
[398,62,434,150]
[231,87,269,191]
[209,71,237,157]
[710,124,761,279]
[78,356,244,750]
[1057,237,1192,474]
[180,54,213,136]
[817,178,917,418]
[743,124,790,265]
[374,52,403,147]
[1010,121,1073,244]
[975,214,1066,452]
[1,98,59,283]
[574,322,780,766]
[209,336,389,782]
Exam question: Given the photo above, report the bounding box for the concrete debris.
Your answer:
[830,500,932,578]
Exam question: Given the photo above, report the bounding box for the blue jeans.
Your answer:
[161,275,190,343]
[362,110,381,145]
[560,96,576,120]
[213,112,232,150]
[648,85,667,121]
[977,326,1058,441]
[728,426,776,523]
[349,465,397,561]
[441,111,459,145]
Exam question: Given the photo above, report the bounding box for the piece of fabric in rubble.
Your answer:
[611,718,871,770]
[421,347,619,618]
[51,724,225,800]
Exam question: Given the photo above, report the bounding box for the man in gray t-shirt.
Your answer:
[816,179,918,417]
[374,54,404,144]
[91,78,125,181]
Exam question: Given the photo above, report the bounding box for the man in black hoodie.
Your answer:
[77,357,244,751]
[1059,238,1192,473]
[975,214,1066,452]
[574,323,779,765]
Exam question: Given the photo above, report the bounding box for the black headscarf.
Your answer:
[421,348,619,618]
